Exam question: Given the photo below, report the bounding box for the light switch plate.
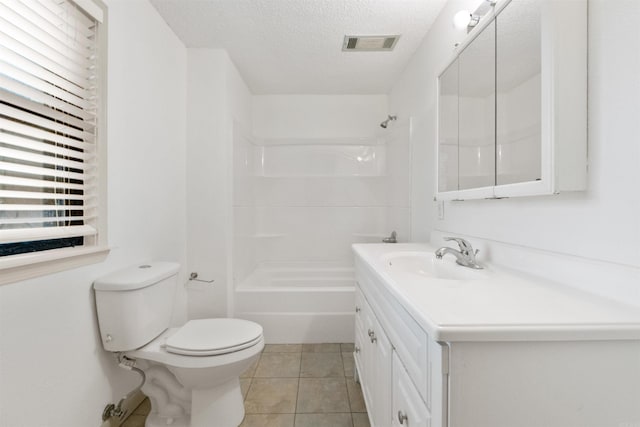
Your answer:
[437,201,445,220]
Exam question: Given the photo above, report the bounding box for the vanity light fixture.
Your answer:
[454,0,497,32]
[453,10,478,30]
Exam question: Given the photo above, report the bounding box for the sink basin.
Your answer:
[381,251,487,281]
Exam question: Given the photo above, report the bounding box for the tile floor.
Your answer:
[122,343,371,427]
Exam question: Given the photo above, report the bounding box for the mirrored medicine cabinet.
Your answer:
[436,0,587,201]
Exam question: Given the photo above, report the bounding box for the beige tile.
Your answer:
[132,397,150,415]
[297,378,350,413]
[346,378,367,413]
[121,414,146,427]
[302,343,341,353]
[340,343,355,352]
[352,412,371,427]
[244,378,299,414]
[241,358,259,378]
[300,352,344,378]
[240,414,295,427]
[342,352,354,378]
[264,344,303,353]
[241,378,252,399]
[255,352,301,378]
[294,413,353,427]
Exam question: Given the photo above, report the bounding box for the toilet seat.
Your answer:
[165,319,263,356]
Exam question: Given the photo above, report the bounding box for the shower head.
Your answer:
[380,115,397,129]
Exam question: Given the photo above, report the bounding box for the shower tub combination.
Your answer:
[234,262,355,343]
[231,125,411,344]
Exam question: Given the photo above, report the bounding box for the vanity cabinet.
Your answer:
[354,243,640,427]
[354,268,445,427]
[436,0,587,200]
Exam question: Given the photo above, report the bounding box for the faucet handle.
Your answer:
[443,237,474,254]
[382,231,398,244]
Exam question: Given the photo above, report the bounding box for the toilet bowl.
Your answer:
[94,263,264,427]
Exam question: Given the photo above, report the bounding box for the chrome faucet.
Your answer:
[382,231,397,244]
[435,237,483,269]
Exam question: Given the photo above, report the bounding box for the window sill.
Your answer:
[0,246,110,286]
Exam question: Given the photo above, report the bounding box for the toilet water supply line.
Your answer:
[102,354,146,421]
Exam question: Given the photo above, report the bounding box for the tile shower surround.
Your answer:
[122,343,370,427]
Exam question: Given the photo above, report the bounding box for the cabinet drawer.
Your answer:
[393,352,430,427]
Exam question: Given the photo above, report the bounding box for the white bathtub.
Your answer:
[234,262,355,344]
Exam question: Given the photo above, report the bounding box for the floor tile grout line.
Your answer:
[340,350,356,427]
[243,377,252,403]
[294,348,302,426]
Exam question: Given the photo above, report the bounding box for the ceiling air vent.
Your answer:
[342,35,400,52]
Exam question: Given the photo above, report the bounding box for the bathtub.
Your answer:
[234,262,355,344]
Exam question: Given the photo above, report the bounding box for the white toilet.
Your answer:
[94,262,264,427]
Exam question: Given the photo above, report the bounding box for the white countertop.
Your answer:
[353,243,640,342]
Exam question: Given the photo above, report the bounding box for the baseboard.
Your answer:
[99,390,146,427]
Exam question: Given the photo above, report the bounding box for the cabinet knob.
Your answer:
[398,411,408,425]
[355,346,360,353]
[367,329,374,337]
[355,306,361,313]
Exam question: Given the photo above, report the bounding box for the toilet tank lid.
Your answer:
[93,262,180,291]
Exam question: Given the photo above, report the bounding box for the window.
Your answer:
[0,0,107,282]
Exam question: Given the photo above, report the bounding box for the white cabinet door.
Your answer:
[354,286,366,381]
[355,283,394,427]
[370,312,393,427]
[355,285,377,415]
[393,352,430,427]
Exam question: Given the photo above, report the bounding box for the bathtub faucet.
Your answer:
[382,231,397,244]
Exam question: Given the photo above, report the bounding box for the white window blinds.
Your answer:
[0,0,100,255]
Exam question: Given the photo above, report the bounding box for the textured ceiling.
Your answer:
[149,0,448,94]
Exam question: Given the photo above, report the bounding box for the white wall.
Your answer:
[253,95,387,139]
[391,0,640,302]
[390,0,481,242]
[232,126,257,285]
[186,49,252,319]
[0,1,188,426]
[239,95,413,270]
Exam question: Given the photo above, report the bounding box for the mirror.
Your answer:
[496,0,541,185]
[436,0,586,200]
[458,21,495,190]
[438,59,458,193]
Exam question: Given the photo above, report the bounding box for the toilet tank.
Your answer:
[94,262,180,352]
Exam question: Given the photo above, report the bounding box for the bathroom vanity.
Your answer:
[352,244,640,427]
